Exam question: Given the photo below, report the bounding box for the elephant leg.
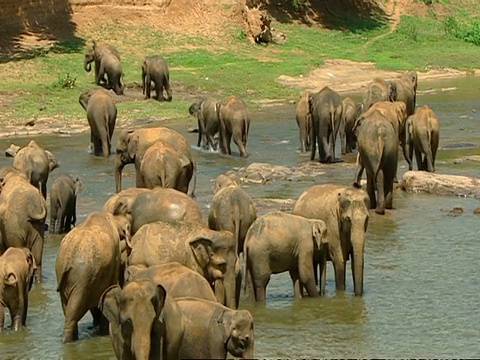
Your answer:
[252,271,269,303]
[0,304,4,331]
[30,223,44,283]
[101,138,110,158]
[332,254,346,292]
[233,132,248,158]
[207,134,217,151]
[298,257,318,298]
[424,146,434,172]
[235,266,242,309]
[289,269,302,299]
[366,172,376,210]
[62,294,83,343]
[299,126,307,153]
[226,132,233,155]
[95,64,105,86]
[414,148,423,171]
[145,75,152,99]
[318,251,327,296]
[375,169,386,215]
[385,174,394,210]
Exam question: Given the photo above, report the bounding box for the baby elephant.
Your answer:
[50,173,82,234]
[244,211,328,302]
[142,55,172,101]
[0,247,36,332]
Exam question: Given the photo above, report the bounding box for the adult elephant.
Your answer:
[340,97,363,154]
[84,41,123,95]
[404,105,440,172]
[355,112,399,215]
[244,212,327,302]
[49,173,82,234]
[142,55,172,101]
[216,95,250,158]
[127,221,238,309]
[115,127,197,197]
[189,97,219,150]
[292,184,370,296]
[309,86,343,163]
[8,140,58,199]
[102,187,149,215]
[0,171,47,283]
[138,140,194,193]
[55,211,131,343]
[79,88,117,157]
[363,77,396,110]
[389,72,417,116]
[295,90,312,153]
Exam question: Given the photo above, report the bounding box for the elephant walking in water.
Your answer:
[189,96,220,151]
[49,173,82,234]
[295,90,312,153]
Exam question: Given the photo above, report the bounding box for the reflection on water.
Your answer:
[0,76,479,358]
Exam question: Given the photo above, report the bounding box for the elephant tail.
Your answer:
[374,133,386,180]
[233,204,241,256]
[56,266,72,293]
[189,159,197,199]
[28,194,47,222]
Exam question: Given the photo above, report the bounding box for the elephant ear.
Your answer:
[99,285,121,325]
[387,81,397,102]
[312,221,328,249]
[189,237,213,269]
[338,191,351,212]
[4,272,17,287]
[46,151,59,172]
[124,264,147,283]
[126,133,139,160]
[151,284,167,318]
[74,178,83,196]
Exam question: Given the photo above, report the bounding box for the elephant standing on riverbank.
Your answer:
[309,86,343,163]
[189,97,220,150]
[84,41,123,95]
[79,88,117,157]
[142,55,172,101]
[293,184,370,296]
[295,90,312,153]
[49,173,82,234]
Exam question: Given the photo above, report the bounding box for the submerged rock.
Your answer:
[400,171,480,197]
[452,155,480,164]
[253,198,296,216]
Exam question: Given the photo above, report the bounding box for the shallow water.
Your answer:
[0,76,479,358]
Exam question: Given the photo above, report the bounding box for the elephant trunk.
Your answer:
[351,225,365,296]
[131,329,151,360]
[115,156,124,193]
[84,59,92,72]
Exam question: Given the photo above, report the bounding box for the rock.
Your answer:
[236,162,328,184]
[400,171,480,197]
[5,144,20,157]
[473,208,480,215]
[253,198,296,216]
[452,155,480,164]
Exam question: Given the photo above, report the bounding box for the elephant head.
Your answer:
[114,129,137,193]
[99,280,166,360]
[213,172,241,194]
[387,81,398,102]
[78,89,94,111]
[223,309,255,359]
[310,219,328,250]
[83,41,96,73]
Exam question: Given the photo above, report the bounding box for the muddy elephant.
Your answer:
[0,171,47,283]
[363,77,396,110]
[244,212,327,302]
[100,279,184,360]
[84,41,123,95]
[355,112,399,214]
[49,173,82,234]
[404,105,440,172]
[176,297,254,359]
[293,184,370,296]
[138,140,194,193]
[142,55,172,101]
[309,86,343,163]
[8,140,59,199]
[55,211,131,343]
[340,97,363,154]
[212,171,241,193]
[0,247,36,332]
[216,95,251,158]
[295,90,312,153]
[79,88,117,157]
[115,127,197,197]
[127,221,238,309]
[389,72,417,116]
[189,97,219,150]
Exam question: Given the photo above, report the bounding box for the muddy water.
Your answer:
[0,76,479,358]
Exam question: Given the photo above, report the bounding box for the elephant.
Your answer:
[389,72,417,116]
[49,173,82,234]
[138,140,194,194]
[0,171,47,283]
[243,211,327,302]
[292,184,370,296]
[212,171,241,193]
[142,55,172,101]
[84,41,124,95]
[100,279,184,360]
[308,86,343,163]
[404,105,440,172]
[115,127,197,197]
[340,97,363,154]
[127,220,238,309]
[55,211,131,343]
[125,262,217,302]
[0,247,36,332]
[176,297,254,359]
[102,187,149,214]
[355,112,399,215]
[295,90,312,153]
[79,88,117,157]
[189,97,219,150]
[216,95,251,158]
[363,77,396,110]
[8,140,59,199]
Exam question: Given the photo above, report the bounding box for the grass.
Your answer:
[1,2,479,125]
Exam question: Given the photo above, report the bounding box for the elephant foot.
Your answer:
[353,182,362,189]
[375,207,386,215]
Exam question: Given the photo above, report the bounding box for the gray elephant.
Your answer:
[49,173,82,234]
[79,88,117,157]
[115,127,197,197]
[127,221,238,309]
[404,105,440,172]
[295,90,312,153]
[189,97,219,150]
[340,97,363,154]
[102,187,149,214]
[355,112,399,214]
[293,184,370,296]
[84,41,123,95]
[243,211,327,302]
[8,140,58,199]
[176,297,254,359]
[142,54,172,101]
[212,171,241,193]
[308,86,343,163]
[0,171,47,283]
[138,140,194,194]
[389,72,417,116]
[0,247,36,332]
[99,279,184,360]
[55,211,131,343]
[217,95,251,158]
[363,77,396,110]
